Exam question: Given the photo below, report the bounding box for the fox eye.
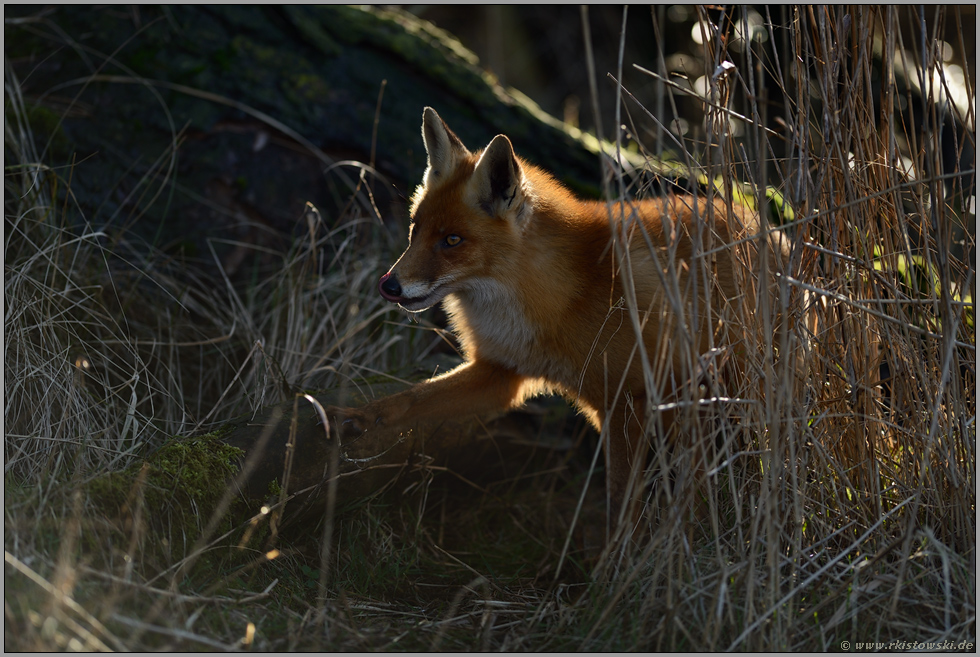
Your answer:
[443,234,462,247]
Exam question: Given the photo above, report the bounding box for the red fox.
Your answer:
[331,107,784,532]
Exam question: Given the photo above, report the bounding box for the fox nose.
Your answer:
[378,272,402,300]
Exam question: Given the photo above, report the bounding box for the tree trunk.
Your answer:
[6,4,642,260]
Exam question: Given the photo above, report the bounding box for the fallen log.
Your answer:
[5,3,655,265]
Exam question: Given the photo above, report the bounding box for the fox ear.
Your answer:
[421,107,469,185]
[472,134,527,221]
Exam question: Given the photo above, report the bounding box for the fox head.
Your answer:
[378,108,532,312]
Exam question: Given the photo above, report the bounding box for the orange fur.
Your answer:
[331,108,783,532]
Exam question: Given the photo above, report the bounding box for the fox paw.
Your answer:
[326,406,376,439]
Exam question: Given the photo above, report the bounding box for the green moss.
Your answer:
[316,5,493,106]
[286,72,331,104]
[87,432,244,539]
[157,436,241,498]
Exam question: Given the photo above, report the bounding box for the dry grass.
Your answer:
[5,5,975,651]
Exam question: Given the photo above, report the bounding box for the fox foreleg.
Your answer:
[328,360,527,439]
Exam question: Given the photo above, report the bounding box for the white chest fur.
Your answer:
[444,279,571,383]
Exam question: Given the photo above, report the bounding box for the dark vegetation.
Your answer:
[5,5,975,651]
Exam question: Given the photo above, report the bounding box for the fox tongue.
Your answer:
[379,288,404,303]
[378,272,445,310]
